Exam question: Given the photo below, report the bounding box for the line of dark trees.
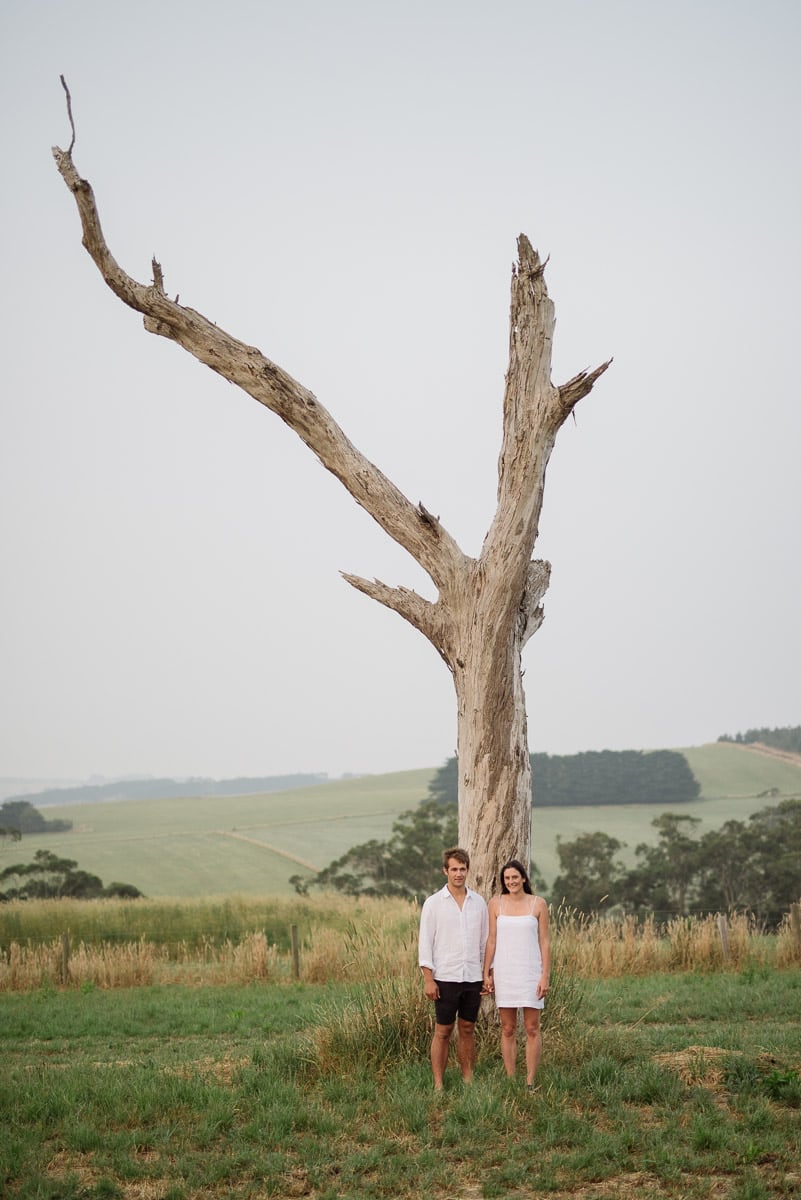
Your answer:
[718,725,801,754]
[552,799,801,924]
[0,849,143,901]
[429,749,700,808]
[0,800,72,835]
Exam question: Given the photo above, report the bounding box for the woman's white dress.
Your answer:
[492,897,545,1010]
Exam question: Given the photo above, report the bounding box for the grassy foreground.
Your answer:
[2,965,801,1198]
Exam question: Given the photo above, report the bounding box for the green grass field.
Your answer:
[2,968,800,1199]
[8,745,801,900]
[12,769,435,899]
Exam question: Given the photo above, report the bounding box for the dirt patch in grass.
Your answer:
[29,1052,253,1085]
[45,1149,97,1185]
[45,1147,175,1199]
[166,1053,251,1084]
[549,1172,738,1199]
[653,1044,733,1091]
[118,1182,176,1200]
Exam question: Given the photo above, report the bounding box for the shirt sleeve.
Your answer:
[479,899,489,964]
[418,896,435,970]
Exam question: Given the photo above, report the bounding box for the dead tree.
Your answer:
[53,100,609,897]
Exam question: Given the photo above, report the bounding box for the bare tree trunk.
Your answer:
[453,608,534,897]
[53,113,610,898]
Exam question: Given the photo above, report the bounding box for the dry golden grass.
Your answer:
[552,907,782,977]
[0,935,168,990]
[1,895,798,991]
[301,904,420,983]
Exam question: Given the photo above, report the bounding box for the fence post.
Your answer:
[291,924,300,980]
[60,932,71,984]
[716,915,730,962]
[790,903,801,957]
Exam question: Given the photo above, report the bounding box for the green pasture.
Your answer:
[2,969,800,1199]
[8,745,801,900]
[11,769,434,899]
[682,740,801,798]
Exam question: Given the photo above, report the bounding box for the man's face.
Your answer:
[443,857,468,889]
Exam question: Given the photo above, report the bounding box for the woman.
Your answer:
[483,859,550,1087]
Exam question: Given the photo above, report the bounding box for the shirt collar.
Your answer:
[439,883,475,901]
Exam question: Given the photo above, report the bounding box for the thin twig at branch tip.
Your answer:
[59,75,76,155]
[152,258,166,292]
[151,257,165,295]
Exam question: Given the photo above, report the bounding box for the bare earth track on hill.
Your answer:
[738,741,801,767]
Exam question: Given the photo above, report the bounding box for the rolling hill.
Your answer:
[4,745,800,899]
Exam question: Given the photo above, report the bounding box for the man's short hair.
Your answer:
[442,847,470,869]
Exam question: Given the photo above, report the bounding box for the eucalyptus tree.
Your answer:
[53,86,609,895]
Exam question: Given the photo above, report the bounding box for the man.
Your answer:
[418,847,489,1089]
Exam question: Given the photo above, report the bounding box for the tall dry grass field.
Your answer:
[1,894,799,992]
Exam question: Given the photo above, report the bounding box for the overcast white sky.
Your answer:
[1,0,799,784]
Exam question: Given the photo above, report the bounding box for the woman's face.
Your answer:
[503,867,525,893]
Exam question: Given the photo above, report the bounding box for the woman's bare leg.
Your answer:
[522,1007,542,1084]
[498,1008,518,1077]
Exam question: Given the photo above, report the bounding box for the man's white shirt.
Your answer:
[418,884,489,982]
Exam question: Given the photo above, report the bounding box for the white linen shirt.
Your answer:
[418,884,489,982]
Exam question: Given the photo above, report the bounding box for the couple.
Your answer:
[418,847,550,1090]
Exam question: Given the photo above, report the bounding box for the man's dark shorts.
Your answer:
[434,979,483,1026]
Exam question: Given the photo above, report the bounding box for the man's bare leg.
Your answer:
[456,1017,476,1082]
[431,1022,453,1090]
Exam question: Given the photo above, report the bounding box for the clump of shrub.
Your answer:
[302,915,588,1077]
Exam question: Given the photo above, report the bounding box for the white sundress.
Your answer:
[492,896,545,1010]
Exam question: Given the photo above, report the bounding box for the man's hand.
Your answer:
[421,969,440,1001]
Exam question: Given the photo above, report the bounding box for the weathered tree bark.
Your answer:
[53,124,610,898]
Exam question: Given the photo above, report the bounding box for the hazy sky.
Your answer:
[2,0,799,783]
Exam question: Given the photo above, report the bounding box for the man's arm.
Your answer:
[418,898,440,1000]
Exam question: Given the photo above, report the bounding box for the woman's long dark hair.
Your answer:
[499,859,533,894]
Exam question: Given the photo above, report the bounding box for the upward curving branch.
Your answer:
[480,235,610,623]
[51,144,468,602]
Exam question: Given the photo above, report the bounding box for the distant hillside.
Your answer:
[0,778,79,803]
[5,774,328,808]
[6,746,801,899]
[4,769,434,900]
[682,741,801,798]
